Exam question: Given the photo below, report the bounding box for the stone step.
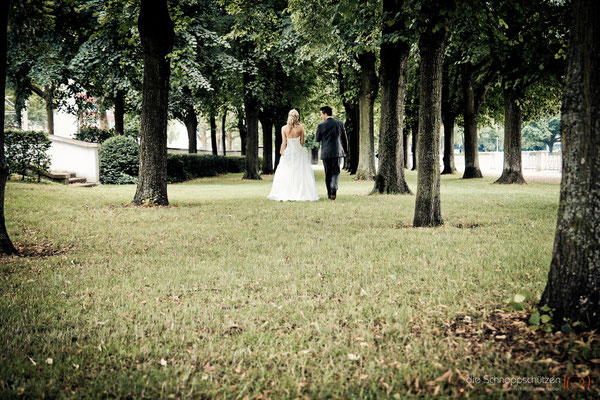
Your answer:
[41,170,77,184]
[70,182,97,188]
[69,177,87,184]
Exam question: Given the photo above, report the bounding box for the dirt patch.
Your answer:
[409,308,600,397]
[455,223,481,229]
[10,241,73,258]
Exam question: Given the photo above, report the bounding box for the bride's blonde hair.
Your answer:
[287,109,300,127]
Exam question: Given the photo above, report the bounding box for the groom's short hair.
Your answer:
[320,106,332,116]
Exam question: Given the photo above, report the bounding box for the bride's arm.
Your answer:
[300,125,305,146]
[280,127,287,155]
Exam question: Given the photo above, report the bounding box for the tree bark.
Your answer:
[495,85,526,184]
[133,0,174,206]
[183,106,197,154]
[411,123,417,170]
[441,116,456,174]
[98,100,109,130]
[114,90,125,135]
[209,114,218,156]
[242,70,261,180]
[338,62,360,174]
[260,115,273,175]
[403,132,409,169]
[0,0,17,255]
[237,112,247,156]
[355,52,378,180]
[221,113,226,156]
[540,0,600,330]
[373,0,411,194]
[273,107,287,171]
[462,63,483,178]
[44,86,54,136]
[413,27,446,227]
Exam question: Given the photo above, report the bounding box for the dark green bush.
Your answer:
[166,154,255,183]
[99,136,139,184]
[4,130,51,181]
[75,127,114,143]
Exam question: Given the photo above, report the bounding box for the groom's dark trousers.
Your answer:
[323,157,341,196]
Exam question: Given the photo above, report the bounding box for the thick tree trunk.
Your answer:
[237,113,247,156]
[495,86,526,184]
[260,116,273,175]
[342,103,359,174]
[411,124,417,170]
[540,0,600,330]
[413,28,446,227]
[98,100,109,130]
[373,1,411,194]
[273,108,287,171]
[133,0,174,206]
[243,71,261,180]
[355,52,378,181]
[114,90,125,135]
[0,1,17,255]
[462,63,483,179]
[209,114,218,156]
[441,116,456,174]
[221,113,226,156]
[183,107,197,154]
[44,87,54,136]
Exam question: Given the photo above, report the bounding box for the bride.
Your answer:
[267,109,319,201]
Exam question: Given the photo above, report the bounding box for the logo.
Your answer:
[563,374,591,392]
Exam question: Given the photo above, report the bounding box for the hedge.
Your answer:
[4,130,51,181]
[99,136,140,184]
[167,154,262,183]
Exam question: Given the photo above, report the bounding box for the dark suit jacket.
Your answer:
[315,117,348,159]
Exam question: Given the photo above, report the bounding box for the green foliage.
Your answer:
[303,132,320,149]
[528,305,555,332]
[98,136,139,184]
[167,154,260,183]
[478,127,503,152]
[4,130,52,181]
[74,127,115,144]
[522,115,561,151]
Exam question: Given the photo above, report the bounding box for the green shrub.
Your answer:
[99,136,139,184]
[4,130,51,181]
[166,154,256,183]
[75,127,114,143]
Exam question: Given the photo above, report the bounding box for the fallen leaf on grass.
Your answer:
[160,358,167,366]
[45,358,53,365]
[347,353,360,361]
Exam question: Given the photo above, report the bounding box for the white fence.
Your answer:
[47,135,100,183]
[405,151,562,172]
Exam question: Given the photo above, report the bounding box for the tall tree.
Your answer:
[492,0,567,184]
[133,0,174,205]
[540,0,600,330]
[372,0,411,194]
[440,59,460,175]
[412,0,450,227]
[1,0,17,255]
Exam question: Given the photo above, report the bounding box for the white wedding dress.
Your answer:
[267,137,319,201]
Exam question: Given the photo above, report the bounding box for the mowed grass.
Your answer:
[0,170,576,398]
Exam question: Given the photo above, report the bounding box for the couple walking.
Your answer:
[267,106,348,202]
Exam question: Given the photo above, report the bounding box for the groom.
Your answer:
[315,106,348,200]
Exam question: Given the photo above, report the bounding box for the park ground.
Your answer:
[1,171,599,398]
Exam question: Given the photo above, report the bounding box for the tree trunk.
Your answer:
[221,113,226,156]
[98,100,109,130]
[462,63,483,179]
[342,103,359,174]
[413,27,447,227]
[355,52,378,181]
[237,112,247,156]
[0,1,17,255]
[273,108,287,171]
[209,114,217,156]
[183,107,197,154]
[411,124,417,170]
[373,1,411,194]
[495,85,526,184]
[114,90,125,135]
[261,116,273,175]
[133,0,174,206]
[540,0,600,330]
[44,86,54,136]
[441,116,456,174]
[403,132,409,169]
[243,71,261,180]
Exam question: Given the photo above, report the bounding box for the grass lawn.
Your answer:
[1,170,599,398]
